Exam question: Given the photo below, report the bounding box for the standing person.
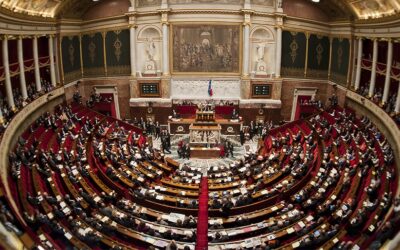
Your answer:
[184,144,190,159]
[228,141,234,158]
[239,128,245,145]
[155,121,161,139]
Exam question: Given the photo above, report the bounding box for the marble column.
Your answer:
[130,26,137,76]
[33,36,42,92]
[382,40,393,104]
[48,35,57,87]
[162,23,169,76]
[351,38,358,87]
[354,38,363,90]
[242,24,250,76]
[54,35,61,84]
[17,36,28,100]
[275,26,282,78]
[368,38,378,97]
[2,36,15,110]
[395,82,400,113]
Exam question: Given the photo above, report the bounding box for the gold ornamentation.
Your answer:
[316,43,324,66]
[289,37,299,64]
[68,37,75,67]
[337,46,343,70]
[113,31,122,63]
[88,39,96,64]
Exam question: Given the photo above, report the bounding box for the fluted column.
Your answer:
[275,26,282,78]
[130,25,137,76]
[17,36,28,100]
[395,83,400,113]
[2,36,15,110]
[242,24,250,76]
[48,35,56,87]
[162,23,169,76]
[351,38,358,87]
[54,35,61,84]
[369,38,378,97]
[354,38,363,90]
[382,40,393,104]
[33,36,42,92]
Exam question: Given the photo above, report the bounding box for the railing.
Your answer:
[0,87,65,226]
[361,59,400,80]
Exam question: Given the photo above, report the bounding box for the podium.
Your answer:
[196,110,215,122]
[189,124,221,147]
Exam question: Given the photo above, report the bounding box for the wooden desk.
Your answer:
[168,118,242,135]
[190,147,221,159]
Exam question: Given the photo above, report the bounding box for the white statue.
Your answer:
[146,38,156,60]
[256,43,266,61]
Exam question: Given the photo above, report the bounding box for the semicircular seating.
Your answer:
[2,103,399,250]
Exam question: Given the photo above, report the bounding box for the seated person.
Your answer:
[172,109,180,119]
[231,108,239,120]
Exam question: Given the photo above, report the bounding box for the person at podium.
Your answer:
[231,108,239,120]
[172,109,180,119]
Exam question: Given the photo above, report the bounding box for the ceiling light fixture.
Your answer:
[312,0,320,2]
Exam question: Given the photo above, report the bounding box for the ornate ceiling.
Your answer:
[0,0,399,20]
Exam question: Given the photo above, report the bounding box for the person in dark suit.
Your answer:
[239,128,245,145]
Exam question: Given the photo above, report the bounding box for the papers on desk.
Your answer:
[156,195,164,200]
[47,213,54,220]
[306,215,314,222]
[368,224,375,232]
[65,232,73,240]
[39,234,46,241]
[62,207,71,215]
[271,206,278,211]
[241,238,261,248]
[93,196,101,202]
[298,221,306,228]
[292,241,300,248]
[144,236,156,244]
[209,218,223,225]
[162,213,185,223]
[154,240,168,248]
[286,227,295,234]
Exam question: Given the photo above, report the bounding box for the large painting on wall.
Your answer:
[171,24,241,74]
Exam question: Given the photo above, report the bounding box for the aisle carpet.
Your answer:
[196,177,208,250]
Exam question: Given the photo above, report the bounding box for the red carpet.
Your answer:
[196,177,208,250]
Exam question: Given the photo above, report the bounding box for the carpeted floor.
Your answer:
[196,177,209,250]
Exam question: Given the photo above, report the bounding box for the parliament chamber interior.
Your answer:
[0,0,400,249]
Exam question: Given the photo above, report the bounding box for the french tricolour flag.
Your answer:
[208,79,213,97]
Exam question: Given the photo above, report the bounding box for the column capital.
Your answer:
[0,34,8,40]
[129,24,138,29]
[159,9,170,24]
